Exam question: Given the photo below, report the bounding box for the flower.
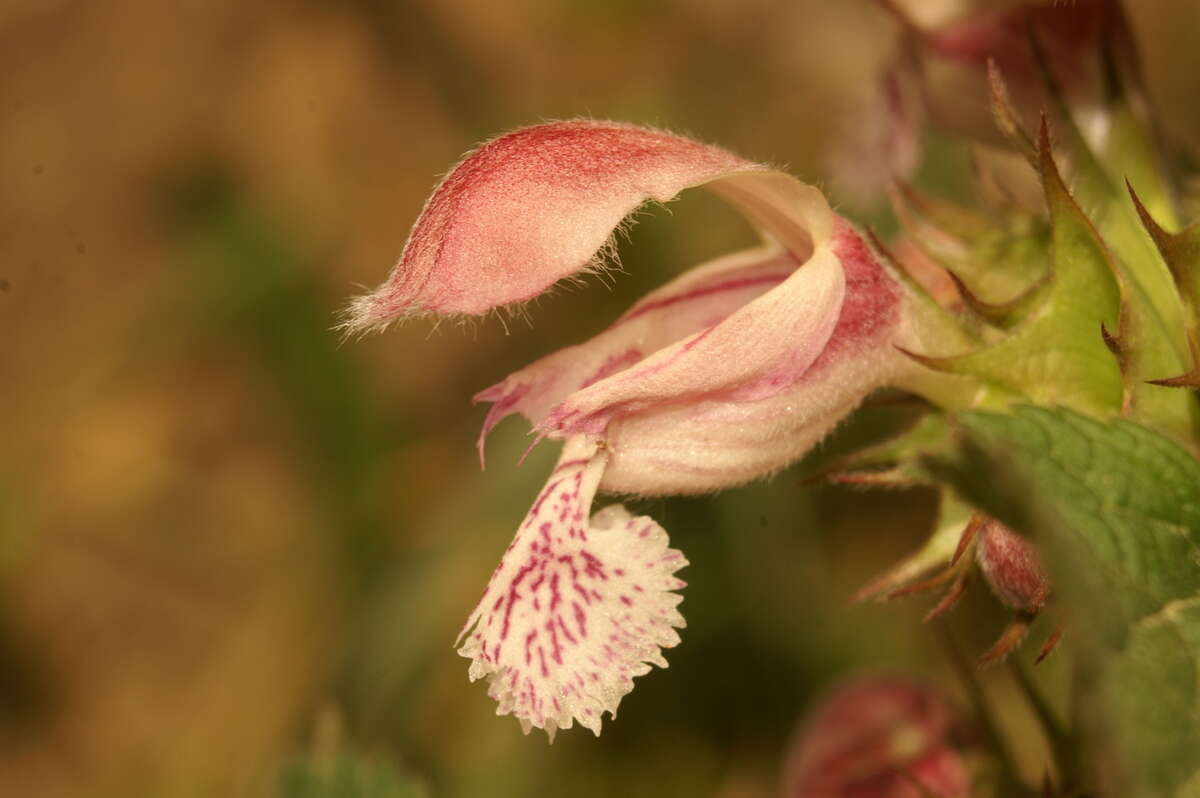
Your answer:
[783,677,971,798]
[837,0,1136,202]
[347,121,928,738]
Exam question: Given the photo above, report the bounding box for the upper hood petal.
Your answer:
[345,120,831,329]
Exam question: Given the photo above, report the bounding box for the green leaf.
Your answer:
[931,406,1200,797]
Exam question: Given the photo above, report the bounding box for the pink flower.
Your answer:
[910,0,1131,109]
[783,677,971,798]
[838,0,1135,199]
[347,121,922,738]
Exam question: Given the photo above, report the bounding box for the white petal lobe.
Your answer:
[456,436,688,739]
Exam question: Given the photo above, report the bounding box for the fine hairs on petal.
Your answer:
[342,119,769,331]
[456,436,688,739]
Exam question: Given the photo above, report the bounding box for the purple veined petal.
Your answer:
[344,120,834,330]
[473,245,803,464]
[599,224,908,494]
[456,436,688,739]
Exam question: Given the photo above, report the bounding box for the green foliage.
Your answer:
[165,169,401,584]
[932,406,1200,797]
[897,181,1051,319]
[1130,187,1200,386]
[849,489,972,604]
[1025,66,1196,425]
[812,410,951,487]
[279,751,429,798]
[905,136,1125,417]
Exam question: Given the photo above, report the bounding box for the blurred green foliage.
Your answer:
[937,407,1200,796]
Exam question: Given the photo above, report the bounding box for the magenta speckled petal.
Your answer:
[456,436,687,739]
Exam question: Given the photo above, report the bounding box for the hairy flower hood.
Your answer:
[348,120,922,737]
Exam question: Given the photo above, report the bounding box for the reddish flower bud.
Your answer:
[974,518,1050,613]
[784,677,970,798]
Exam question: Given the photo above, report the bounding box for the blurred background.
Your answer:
[2,1,1198,796]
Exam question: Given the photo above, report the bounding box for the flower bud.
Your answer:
[974,518,1050,613]
[784,677,970,798]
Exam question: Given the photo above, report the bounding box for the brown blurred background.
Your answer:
[1,1,1198,796]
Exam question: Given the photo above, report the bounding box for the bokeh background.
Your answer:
[2,1,1199,796]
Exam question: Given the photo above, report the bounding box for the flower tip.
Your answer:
[337,290,397,339]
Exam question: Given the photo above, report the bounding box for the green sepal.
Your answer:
[850,489,973,604]
[940,219,1052,334]
[1129,184,1200,387]
[891,181,1050,318]
[866,228,975,356]
[987,61,1037,164]
[811,411,952,488]
[1022,34,1189,363]
[899,128,1125,418]
[893,181,996,242]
